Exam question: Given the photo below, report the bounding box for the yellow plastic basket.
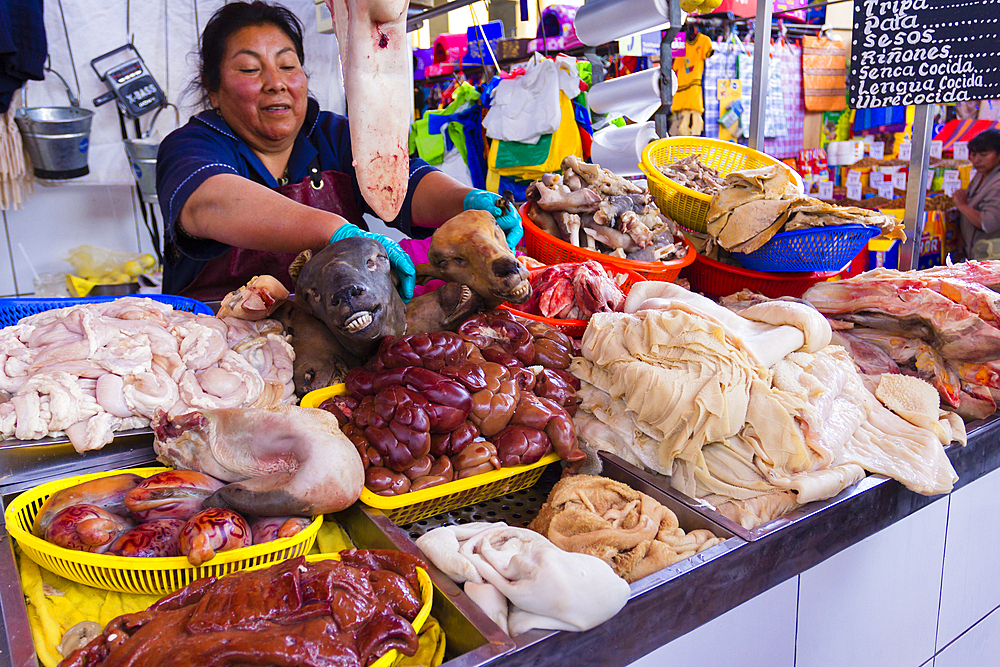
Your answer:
[640,137,786,233]
[302,384,561,524]
[5,467,322,595]
[244,554,434,667]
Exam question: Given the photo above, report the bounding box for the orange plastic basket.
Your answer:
[640,137,788,233]
[519,203,696,282]
[6,467,322,595]
[300,385,561,524]
[501,265,644,338]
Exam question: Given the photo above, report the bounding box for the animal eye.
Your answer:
[367,257,377,269]
[453,257,467,267]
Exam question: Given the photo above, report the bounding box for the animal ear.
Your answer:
[414,261,443,283]
[288,250,312,285]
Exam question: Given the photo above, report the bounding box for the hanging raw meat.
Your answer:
[326,0,409,221]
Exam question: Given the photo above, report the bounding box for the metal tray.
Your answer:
[0,467,516,667]
[0,430,158,497]
[597,451,895,542]
[386,460,745,654]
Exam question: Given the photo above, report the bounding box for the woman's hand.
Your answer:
[953,188,969,206]
[329,223,416,300]
[463,189,523,250]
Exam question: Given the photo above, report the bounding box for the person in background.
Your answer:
[156,1,521,302]
[954,128,1000,260]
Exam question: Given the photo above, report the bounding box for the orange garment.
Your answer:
[671,33,713,113]
[802,35,847,111]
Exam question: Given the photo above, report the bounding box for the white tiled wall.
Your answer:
[627,577,798,667]
[937,467,1000,650]
[934,606,1000,667]
[796,500,948,667]
[1,185,147,297]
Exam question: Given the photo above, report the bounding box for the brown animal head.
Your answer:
[417,210,531,309]
[405,282,484,335]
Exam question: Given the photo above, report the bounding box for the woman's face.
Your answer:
[208,24,307,156]
[969,149,1000,174]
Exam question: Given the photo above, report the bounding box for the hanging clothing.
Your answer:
[486,91,583,188]
[744,40,805,160]
[802,35,846,112]
[702,40,740,140]
[483,53,581,144]
[671,33,714,113]
[0,0,47,114]
[156,98,438,299]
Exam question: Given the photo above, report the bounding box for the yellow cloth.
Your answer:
[399,616,447,667]
[486,91,583,189]
[671,33,714,113]
[312,518,355,554]
[19,519,355,667]
[17,545,161,667]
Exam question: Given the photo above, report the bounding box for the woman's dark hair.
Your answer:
[968,129,1000,155]
[190,1,305,109]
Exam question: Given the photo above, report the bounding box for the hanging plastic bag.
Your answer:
[802,34,847,111]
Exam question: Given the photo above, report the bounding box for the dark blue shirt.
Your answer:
[156,97,437,294]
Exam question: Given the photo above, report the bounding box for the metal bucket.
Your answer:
[123,137,159,203]
[15,106,94,179]
[122,104,179,204]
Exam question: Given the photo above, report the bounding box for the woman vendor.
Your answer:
[954,128,1000,259]
[156,1,520,302]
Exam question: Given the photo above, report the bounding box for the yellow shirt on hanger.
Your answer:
[671,33,714,113]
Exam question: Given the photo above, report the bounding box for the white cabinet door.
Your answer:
[938,467,1000,650]
[627,577,798,667]
[796,499,948,667]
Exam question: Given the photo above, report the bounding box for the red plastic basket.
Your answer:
[502,265,645,338]
[519,203,696,282]
[680,252,841,299]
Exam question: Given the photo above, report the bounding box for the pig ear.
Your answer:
[288,251,312,286]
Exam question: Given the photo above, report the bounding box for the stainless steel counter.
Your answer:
[1,415,997,667]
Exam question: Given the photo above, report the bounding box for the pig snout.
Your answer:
[333,283,369,305]
[492,257,526,285]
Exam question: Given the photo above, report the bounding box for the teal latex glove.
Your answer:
[329,224,416,301]
[463,189,523,250]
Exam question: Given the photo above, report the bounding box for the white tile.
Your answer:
[627,577,798,667]
[938,467,1000,649]
[5,185,142,292]
[797,499,948,667]
[0,211,15,296]
[934,605,1000,667]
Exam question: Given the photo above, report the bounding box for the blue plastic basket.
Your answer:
[733,225,882,273]
[0,295,213,328]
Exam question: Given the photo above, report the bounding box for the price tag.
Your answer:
[926,170,935,187]
[944,170,961,186]
[869,172,883,187]
[944,180,960,196]
[817,181,834,199]
[847,170,862,185]
[892,171,907,190]
[953,142,969,161]
[930,141,943,159]
[878,184,895,199]
[898,142,912,161]
[871,142,885,160]
[847,182,863,200]
[863,135,875,149]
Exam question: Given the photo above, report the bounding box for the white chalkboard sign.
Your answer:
[849,0,1000,109]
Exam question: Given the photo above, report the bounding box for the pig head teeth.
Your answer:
[344,311,374,332]
[510,282,531,300]
[460,285,472,306]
